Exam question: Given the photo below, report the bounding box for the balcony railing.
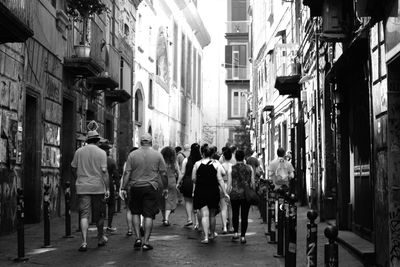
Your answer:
[274,43,299,77]
[226,21,250,34]
[226,67,250,80]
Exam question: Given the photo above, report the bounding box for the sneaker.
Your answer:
[209,232,218,240]
[126,230,133,236]
[98,236,108,247]
[200,238,209,244]
[231,233,239,242]
[106,227,117,233]
[240,237,247,244]
[142,244,154,251]
[78,243,87,252]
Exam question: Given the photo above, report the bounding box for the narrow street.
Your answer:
[0,203,363,266]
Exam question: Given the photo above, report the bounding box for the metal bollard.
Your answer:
[268,187,277,243]
[63,181,73,238]
[14,188,28,262]
[274,188,285,258]
[306,210,318,267]
[266,181,275,237]
[324,226,338,267]
[285,194,297,267]
[43,184,51,247]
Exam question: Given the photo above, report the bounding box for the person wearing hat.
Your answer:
[99,139,119,233]
[71,130,110,252]
[121,133,168,251]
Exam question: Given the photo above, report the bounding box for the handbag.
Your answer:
[244,185,260,206]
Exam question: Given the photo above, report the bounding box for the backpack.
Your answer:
[275,158,289,185]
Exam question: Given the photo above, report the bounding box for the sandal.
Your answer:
[142,244,153,251]
[240,237,247,244]
[163,220,171,226]
[134,239,142,250]
[184,221,193,227]
[78,243,87,252]
[126,230,133,236]
[200,239,209,244]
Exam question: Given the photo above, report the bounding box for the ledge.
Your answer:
[87,76,119,91]
[0,2,33,43]
[64,57,103,77]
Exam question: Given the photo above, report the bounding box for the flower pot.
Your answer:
[74,44,91,57]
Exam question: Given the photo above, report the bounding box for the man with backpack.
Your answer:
[267,147,295,190]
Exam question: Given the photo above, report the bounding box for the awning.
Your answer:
[274,75,301,98]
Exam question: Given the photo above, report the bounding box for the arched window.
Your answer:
[135,90,143,124]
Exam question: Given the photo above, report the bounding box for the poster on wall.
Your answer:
[0,80,9,108]
[44,123,60,146]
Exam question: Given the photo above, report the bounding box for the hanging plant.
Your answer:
[66,0,108,45]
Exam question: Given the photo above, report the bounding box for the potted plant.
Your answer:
[66,0,108,57]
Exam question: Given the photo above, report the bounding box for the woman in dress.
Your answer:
[192,145,230,244]
[228,149,255,244]
[160,146,181,226]
[176,143,202,228]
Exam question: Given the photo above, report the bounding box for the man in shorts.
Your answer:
[121,133,168,251]
[71,130,110,252]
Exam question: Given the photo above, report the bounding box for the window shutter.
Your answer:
[225,45,233,68]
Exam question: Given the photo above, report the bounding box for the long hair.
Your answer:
[189,143,202,162]
[161,146,176,166]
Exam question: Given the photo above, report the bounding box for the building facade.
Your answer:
[133,0,209,149]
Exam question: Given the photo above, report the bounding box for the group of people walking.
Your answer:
[71,129,295,252]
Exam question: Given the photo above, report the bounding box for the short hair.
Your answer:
[223,148,232,161]
[86,138,99,144]
[175,146,182,153]
[277,147,286,157]
[235,149,245,161]
[230,146,237,154]
[201,144,214,158]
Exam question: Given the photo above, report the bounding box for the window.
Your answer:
[173,22,178,84]
[186,41,192,95]
[225,44,247,79]
[197,55,201,107]
[231,89,247,118]
[231,0,247,21]
[148,78,153,108]
[180,34,186,91]
[110,0,116,47]
[193,49,197,102]
[135,90,143,123]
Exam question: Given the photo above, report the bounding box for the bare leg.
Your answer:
[200,207,210,241]
[126,209,133,232]
[227,201,234,232]
[209,209,217,238]
[165,209,171,222]
[184,197,193,223]
[220,198,228,232]
[97,217,105,240]
[132,214,142,239]
[80,217,89,244]
[143,217,153,244]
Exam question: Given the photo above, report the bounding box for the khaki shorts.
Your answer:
[79,194,106,222]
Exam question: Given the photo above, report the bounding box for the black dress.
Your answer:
[193,160,220,212]
[181,158,194,198]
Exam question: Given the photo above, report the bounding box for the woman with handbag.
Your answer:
[227,149,255,244]
[176,143,202,228]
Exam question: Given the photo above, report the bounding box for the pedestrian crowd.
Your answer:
[71,127,295,252]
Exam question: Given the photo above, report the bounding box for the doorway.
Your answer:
[61,97,75,210]
[24,93,41,223]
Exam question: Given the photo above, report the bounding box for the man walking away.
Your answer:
[267,147,295,191]
[99,139,119,233]
[71,130,110,252]
[121,133,168,251]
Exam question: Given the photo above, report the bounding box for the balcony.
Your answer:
[226,21,250,35]
[273,43,300,97]
[225,67,250,81]
[0,0,33,43]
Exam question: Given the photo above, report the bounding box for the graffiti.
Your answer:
[0,80,9,107]
[42,145,60,167]
[0,168,18,233]
[41,171,60,215]
[44,122,60,146]
[46,74,61,102]
[390,207,400,264]
[44,99,62,124]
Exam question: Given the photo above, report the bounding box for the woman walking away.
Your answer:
[220,147,233,234]
[228,149,255,244]
[176,143,202,228]
[192,145,230,244]
[160,146,181,226]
